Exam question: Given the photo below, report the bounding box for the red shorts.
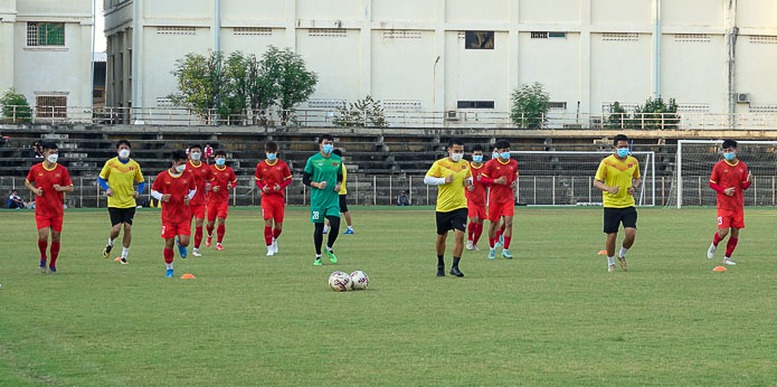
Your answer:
[161,222,191,239]
[488,201,515,222]
[467,202,487,220]
[717,209,745,229]
[261,195,286,223]
[207,200,229,221]
[190,203,206,220]
[36,215,63,232]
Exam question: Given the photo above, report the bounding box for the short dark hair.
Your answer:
[722,139,738,149]
[494,139,511,150]
[41,142,58,151]
[472,144,484,152]
[265,141,278,152]
[613,134,629,146]
[332,148,342,157]
[319,134,334,144]
[189,143,203,151]
[214,150,227,157]
[116,140,131,149]
[171,150,187,161]
[11,189,18,193]
[448,138,464,148]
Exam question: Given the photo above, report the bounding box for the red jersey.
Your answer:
[26,162,73,218]
[185,160,214,206]
[466,162,487,206]
[152,169,196,224]
[710,159,749,211]
[254,159,292,198]
[482,158,519,205]
[208,165,237,203]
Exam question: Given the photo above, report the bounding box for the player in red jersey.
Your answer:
[254,141,293,256]
[151,150,197,277]
[184,144,214,257]
[206,150,237,251]
[707,139,752,266]
[480,139,519,260]
[24,142,74,273]
[465,144,487,251]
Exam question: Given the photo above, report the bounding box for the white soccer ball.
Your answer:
[350,271,369,290]
[328,271,352,292]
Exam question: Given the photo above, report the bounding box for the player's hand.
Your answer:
[105,188,114,197]
[627,186,636,195]
[607,186,620,195]
[132,191,139,198]
[34,187,43,196]
[724,187,735,196]
[273,184,281,192]
[318,181,327,190]
[183,196,191,205]
[495,176,507,185]
[444,174,454,184]
[53,184,63,192]
[212,185,220,193]
[509,180,518,189]
[262,185,271,193]
[466,184,475,192]
[747,172,753,182]
[162,194,171,202]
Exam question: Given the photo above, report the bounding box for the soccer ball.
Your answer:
[328,271,352,292]
[350,271,369,290]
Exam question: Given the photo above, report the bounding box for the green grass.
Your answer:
[1,206,776,386]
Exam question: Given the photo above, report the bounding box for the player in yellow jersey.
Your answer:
[424,138,473,277]
[323,149,355,235]
[98,140,145,264]
[594,134,641,273]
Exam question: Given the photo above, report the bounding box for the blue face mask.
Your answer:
[723,152,736,161]
[215,158,226,166]
[266,153,277,161]
[616,148,629,158]
[472,155,483,163]
[322,144,334,155]
[500,152,511,160]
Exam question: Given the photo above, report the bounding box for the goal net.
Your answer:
[511,151,656,206]
[674,140,777,208]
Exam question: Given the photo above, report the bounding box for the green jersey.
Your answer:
[304,152,343,222]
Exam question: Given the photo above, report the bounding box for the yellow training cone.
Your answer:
[180,273,196,279]
[713,266,727,272]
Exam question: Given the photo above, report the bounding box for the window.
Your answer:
[457,101,494,109]
[549,101,567,109]
[465,31,494,49]
[531,32,548,39]
[549,32,567,39]
[531,32,567,39]
[27,22,65,46]
[36,96,67,119]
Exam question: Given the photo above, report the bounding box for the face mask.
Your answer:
[215,158,226,166]
[472,155,483,163]
[266,153,277,161]
[450,152,464,162]
[118,149,130,159]
[322,144,334,155]
[190,152,201,161]
[175,164,186,173]
[492,151,499,159]
[723,152,736,161]
[616,148,629,158]
[500,152,511,160]
[47,154,58,164]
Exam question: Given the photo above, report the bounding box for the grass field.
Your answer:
[1,206,776,386]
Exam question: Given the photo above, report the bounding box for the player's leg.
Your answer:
[120,221,132,262]
[263,215,275,256]
[466,215,477,250]
[340,195,353,234]
[501,215,515,259]
[615,207,637,271]
[163,236,176,277]
[603,208,620,272]
[709,210,730,259]
[205,204,216,247]
[313,221,325,265]
[496,217,506,247]
[435,211,450,276]
[192,203,205,256]
[723,211,744,265]
[449,209,467,277]
[486,203,502,259]
[103,208,121,258]
[324,215,340,263]
[48,218,63,273]
[36,217,51,272]
[215,202,228,250]
[272,200,284,254]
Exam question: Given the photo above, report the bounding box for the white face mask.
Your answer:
[450,152,464,162]
[190,152,202,161]
[47,154,58,164]
[174,164,186,173]
[118,149,130,159]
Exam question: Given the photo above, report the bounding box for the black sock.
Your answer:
[313,223,324,256]
[437,255,444,267]
[452,256,460,268]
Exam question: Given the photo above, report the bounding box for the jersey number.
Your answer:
[312,211,320,220]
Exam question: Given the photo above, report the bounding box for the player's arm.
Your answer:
[593,179,619,195]
[742,167,753,190]
[24,178,43,196]
[423,161,449,185]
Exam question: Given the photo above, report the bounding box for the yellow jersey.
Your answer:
[337,163,347,195]
[595,154,640,208]
[99,157,144,208]
[426,157,472,212]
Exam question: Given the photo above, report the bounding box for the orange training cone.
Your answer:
[113,257,122,262]
[180,273,196,279]
[597,250,607,255]
[713,266,727,272]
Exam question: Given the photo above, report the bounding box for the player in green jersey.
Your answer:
[302,134,344,266]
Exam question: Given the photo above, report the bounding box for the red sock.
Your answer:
[273,228,282,240]
[467,222,475,240]
[206,224,214,237]
[489,236,496,248]
[38,239,48,260]
[264,226,273,246]
[194,226,203,248]
[50,241,61,267]
[217,224,225,243]
[163,247,174,264]
[499,223,506,235]
[712,232,722,246]
[473,223,483,245]
[725,237,739,257]
[503,236,512,249]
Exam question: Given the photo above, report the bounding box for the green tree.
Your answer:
[510,82,550,129]
[169,52,226,123]
[333,95,388,128]
[261,46,318,125]
[0,88,33,123]
[605,101,630,129]
[633,97,680,130]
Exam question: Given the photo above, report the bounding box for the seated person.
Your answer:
[7,189,26,209]
[397,191,410,206]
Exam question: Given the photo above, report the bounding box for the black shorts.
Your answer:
[109,207,136,226]
[436,208,468,235]
[338,194,349,213]
[603,206,637,234]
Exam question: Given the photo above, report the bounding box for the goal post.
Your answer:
[510,151,655,206]
[676,140,777,208]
